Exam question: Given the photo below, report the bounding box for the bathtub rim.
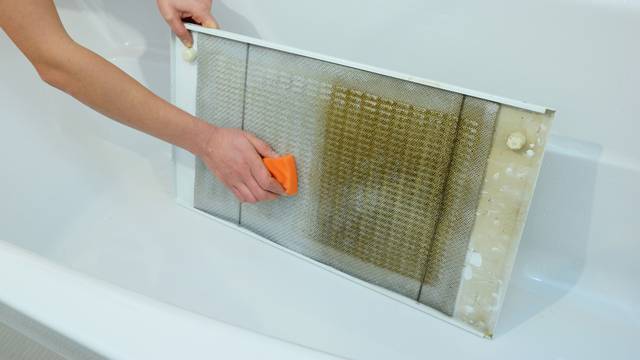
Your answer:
[0,240,340,360]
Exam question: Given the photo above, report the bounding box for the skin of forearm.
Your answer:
[1,0,284,202]
[39,40,212,157]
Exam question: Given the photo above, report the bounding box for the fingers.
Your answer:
[249,157,286,195]
[232,183,256,203]
[184,0,218,29]
[157,0,194,47]
[157,0,217,47]
[205,16,219,29]
[202,127,284,203]
[192,12,219,29]
[244,132,278,158]
[243,132,285,195]
[168,15,193,47]
[230,176,278,203]
[221,163,281,203]
[244,176,278,202]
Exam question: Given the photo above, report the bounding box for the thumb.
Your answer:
[244,132,278,158]
[203,14,219,29]
[193,12,219,29]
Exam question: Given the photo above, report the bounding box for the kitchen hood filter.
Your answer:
[194,33,496,313]
[178,26,554,337]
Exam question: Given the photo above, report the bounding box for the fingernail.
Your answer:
[204,20,217,28]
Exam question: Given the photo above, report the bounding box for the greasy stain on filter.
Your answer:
[312,85,460,280]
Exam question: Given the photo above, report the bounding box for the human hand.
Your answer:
[156,0,219,48]
[199,126,286,203]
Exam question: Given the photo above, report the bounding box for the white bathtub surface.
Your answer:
[0,242,339,360]
[1,0,639,359]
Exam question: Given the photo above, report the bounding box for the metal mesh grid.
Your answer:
[314,85,459,282]
[239,45,463,297]
[419,97,499,314]
[193,36,247,222]
[193,34,498,310]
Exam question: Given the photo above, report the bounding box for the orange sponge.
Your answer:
[263,154,298,196]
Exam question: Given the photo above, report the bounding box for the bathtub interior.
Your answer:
[1,0,639,359]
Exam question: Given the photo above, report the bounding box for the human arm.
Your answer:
[0,0,283,203]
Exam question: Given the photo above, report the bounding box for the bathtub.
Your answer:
[1,0,638,359]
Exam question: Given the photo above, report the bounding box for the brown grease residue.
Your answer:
[312,85,459,280]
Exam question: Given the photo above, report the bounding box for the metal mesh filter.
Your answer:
[194,37,247,223]
[194,35,498,313]
[312,85,459,293]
